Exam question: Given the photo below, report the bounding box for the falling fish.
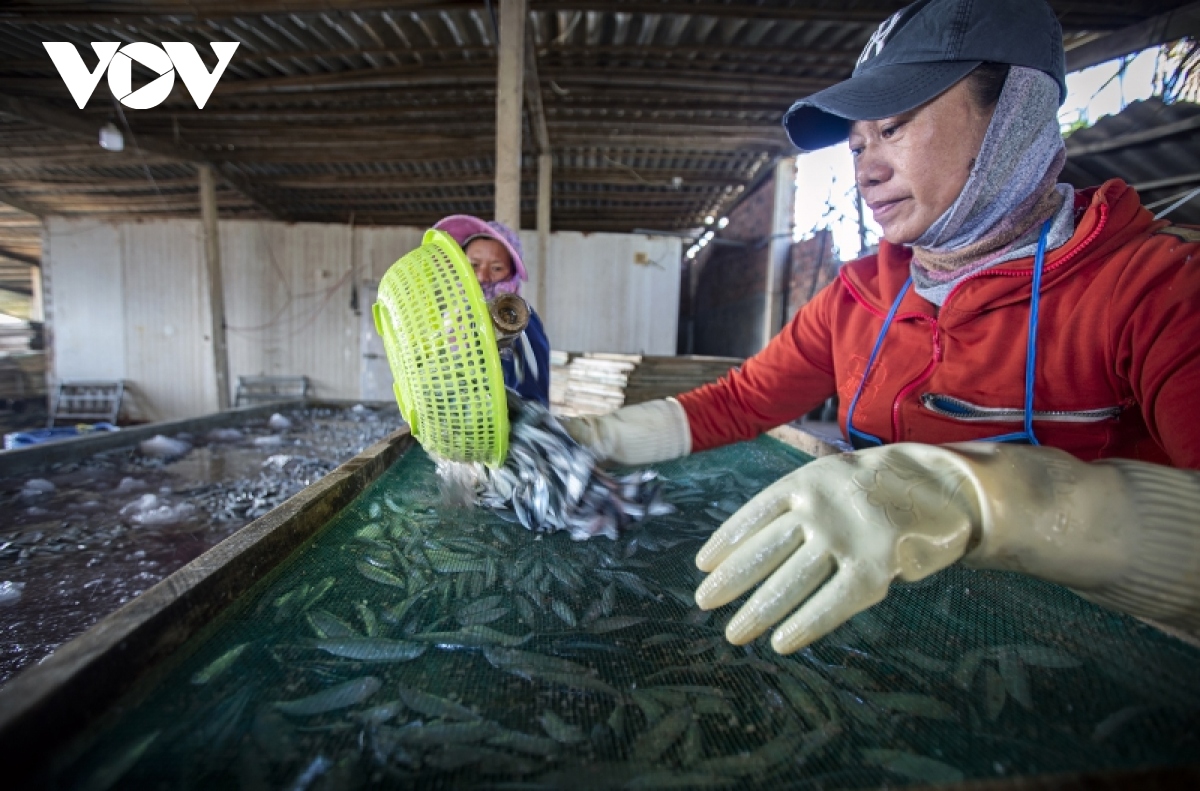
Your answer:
[190,643,249,685]
[438,396,674,541]
[275,676,382,716]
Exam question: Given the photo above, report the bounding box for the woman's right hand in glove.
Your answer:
[560,398,692,466]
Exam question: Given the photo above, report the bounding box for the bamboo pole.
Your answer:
[762,156,796,349]
[494,0,526,231]
[199,164,231,411]
[537,152,551,314]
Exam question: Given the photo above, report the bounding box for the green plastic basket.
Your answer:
[372,228,509,467]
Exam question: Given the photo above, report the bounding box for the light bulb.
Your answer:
[99,122,124,152]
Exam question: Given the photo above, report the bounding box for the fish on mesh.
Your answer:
[438,395,674,540]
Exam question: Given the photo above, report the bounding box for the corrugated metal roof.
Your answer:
[0,0,1191,302]
[1063,97,1200,226]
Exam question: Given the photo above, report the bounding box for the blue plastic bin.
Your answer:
[3,422,118,450]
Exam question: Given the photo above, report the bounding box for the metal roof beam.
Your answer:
[1066,114,1200,157]
[1065,1,1200,72]
[525,16,550,156]
[0,1,1153,28]
[0,93,288,220]
[0,188,44,218]
[0,246,39,268]
[0,1,461,23]
[1131,171,1200,193]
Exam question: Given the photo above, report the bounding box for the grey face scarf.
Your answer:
[910,66,1075,305]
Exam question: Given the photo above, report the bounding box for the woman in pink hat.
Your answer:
[432,214,550,406]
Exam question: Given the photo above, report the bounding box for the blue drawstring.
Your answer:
[1022,219,1051,446]
[845,219,1052,448]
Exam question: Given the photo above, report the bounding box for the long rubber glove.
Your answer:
[560,398,691,465]
[694,442,1200,654]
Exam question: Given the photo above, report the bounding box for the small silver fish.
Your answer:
[79,731,160,791]
[538,710,585,744]
[274,676,381,716]
[314,638,426,662]
[487,730,561,757]
[633,706,693,763]
[861,749,964,784]
[396,685,479,721]
[588,615,647,634]
[550,598,577,627]
[996,648,1032,709]
[866,692,957,721]
[190,643,248,685]
[356,560,406,589]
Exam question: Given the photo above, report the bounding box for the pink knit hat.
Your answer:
[432,215,527,281]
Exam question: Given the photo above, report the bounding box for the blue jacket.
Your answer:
[503,308,550,405]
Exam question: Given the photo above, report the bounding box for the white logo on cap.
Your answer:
[857,11,903,67]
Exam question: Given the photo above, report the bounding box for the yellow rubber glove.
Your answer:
[560,398,691,466]
[694,442,1200,654]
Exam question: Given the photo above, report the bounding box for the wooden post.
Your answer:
[762,156,796,349]
[495,0,526,231]
[536,152,551,314]
[199,164,231,411]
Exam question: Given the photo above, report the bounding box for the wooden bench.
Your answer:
[234,375,310,407]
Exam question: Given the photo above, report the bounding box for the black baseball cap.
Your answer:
[783,0,1066,151]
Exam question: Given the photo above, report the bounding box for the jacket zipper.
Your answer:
[921,393,1123,423]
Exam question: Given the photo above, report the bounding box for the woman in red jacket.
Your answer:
[566,0,1200,654]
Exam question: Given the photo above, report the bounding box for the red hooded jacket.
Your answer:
[677,180,1200,468]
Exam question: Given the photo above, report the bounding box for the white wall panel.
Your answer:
[220,220,289,399]
[355,227,425,403]
[357,227,426,282]
[44,218,126,383]
[45,219,681,421]
[541,232,681,355]
[285,223,357,400]
[220,221,361,401]
[516,230,543,316]
[121,220,214,422]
